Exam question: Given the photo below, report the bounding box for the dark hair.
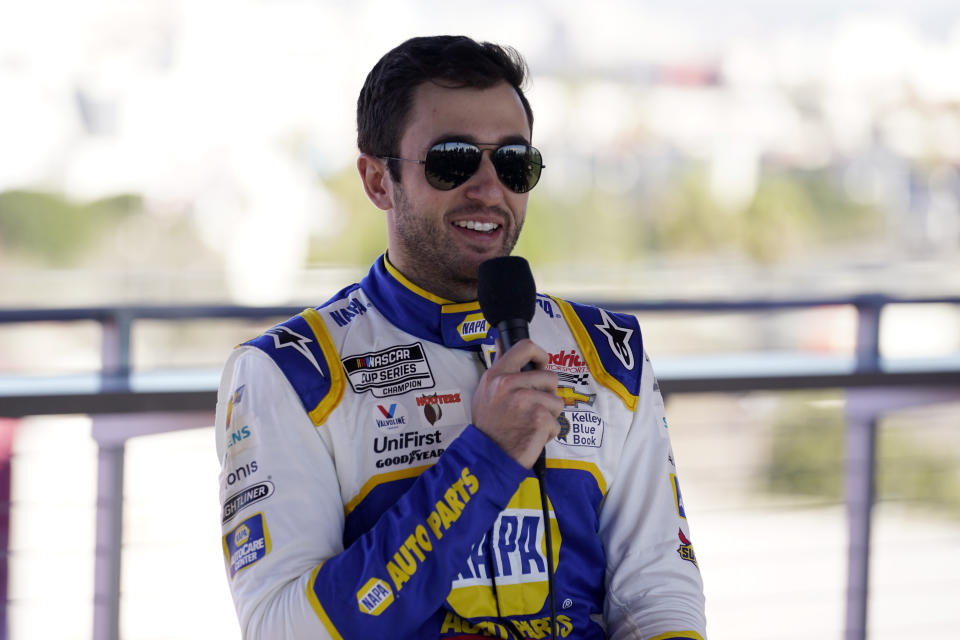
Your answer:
[357,35,534,180]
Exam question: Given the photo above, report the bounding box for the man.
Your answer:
[216,35,706,639]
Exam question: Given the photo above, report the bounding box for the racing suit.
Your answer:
[215,255,706,639]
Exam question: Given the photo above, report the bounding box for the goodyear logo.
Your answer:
[357,577,394,616]
[447,478,561,618]
[457,313,489,341]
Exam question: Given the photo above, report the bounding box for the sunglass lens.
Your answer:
[424,142,481,191]
[493,145,543,193]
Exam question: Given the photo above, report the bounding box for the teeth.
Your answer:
[454,220,500,232]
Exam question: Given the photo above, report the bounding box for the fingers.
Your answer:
[471,338,564,469]
[493,338,549,373]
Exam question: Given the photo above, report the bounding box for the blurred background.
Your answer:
[1,0,959,638]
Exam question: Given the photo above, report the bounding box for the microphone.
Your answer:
[477,256,537,371]
[477,255,558,640]
[478,256,541,469]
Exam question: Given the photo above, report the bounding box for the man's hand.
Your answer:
[471,339,563,469]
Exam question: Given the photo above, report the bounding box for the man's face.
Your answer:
[385,80,532,302]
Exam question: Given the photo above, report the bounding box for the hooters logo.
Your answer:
[446,478,561,618]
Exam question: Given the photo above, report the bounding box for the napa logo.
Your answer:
[357,577,394,616]
[457,313,489,341]
[446,478,561,618]
[222,513,271,579]
[234,524,249,546]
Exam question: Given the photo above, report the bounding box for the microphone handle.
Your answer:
[494,319,545,472]
[495,319,533,371]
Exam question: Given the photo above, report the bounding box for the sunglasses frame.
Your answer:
[381,141,545,193]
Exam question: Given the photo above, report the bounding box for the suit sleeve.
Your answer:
[599,351,707,640]
[216,347,528,639]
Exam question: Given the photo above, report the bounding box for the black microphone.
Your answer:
[477,256,537,371]
[477,255,558,640]
[478,256,541,470]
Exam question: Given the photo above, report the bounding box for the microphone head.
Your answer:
[477,256,537,325]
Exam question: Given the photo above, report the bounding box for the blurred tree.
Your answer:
[309,167,387,266]
[763,393,960,517]
[0,190,141,266]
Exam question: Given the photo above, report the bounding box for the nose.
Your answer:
[462,150,505,205]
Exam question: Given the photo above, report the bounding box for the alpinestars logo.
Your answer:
[594,309,634,370]
[266,326,324,375]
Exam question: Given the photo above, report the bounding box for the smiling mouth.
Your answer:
[453,220,501,232]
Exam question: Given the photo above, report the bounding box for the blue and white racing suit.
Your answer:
[216,255,706,639]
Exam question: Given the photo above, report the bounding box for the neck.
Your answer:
[384,254,478,303]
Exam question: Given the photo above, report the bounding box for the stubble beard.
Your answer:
[390,186,523,302]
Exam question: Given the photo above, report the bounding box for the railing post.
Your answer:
[843,406,877,640]
[92,309,132,640]
[92,441,124,640]
[844,297,883,640]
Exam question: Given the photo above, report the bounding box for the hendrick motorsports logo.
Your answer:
[343,342,435,398]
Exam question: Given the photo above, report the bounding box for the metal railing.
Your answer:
[1,294,959,640]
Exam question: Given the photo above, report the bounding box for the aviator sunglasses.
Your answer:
[382,141,545,193]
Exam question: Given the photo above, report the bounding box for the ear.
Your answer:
[357,154,395,211]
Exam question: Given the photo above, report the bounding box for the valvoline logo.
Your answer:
[372,402,407,431]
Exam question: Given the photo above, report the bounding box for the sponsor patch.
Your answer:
[384,468,480,597]
[670,473,686,519]
[677,528,698,568]
[536,297,556,318]
[224,460,259,486]
[594,308,635,370]
[328,297,368,328]
[415,390,467,427]
[223,513,271,579]
[373,429,444,469]
[225,423,254,455]
[372,402,409,432]
[556,386,595,409]
[225,385,245,429]
[457,313,489,341]
[447,478,561,618]
[222,481,275,524]
[357,577,394,616]
[548,349,588,373]
[343,342,435,398]
[555,410,604,448]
